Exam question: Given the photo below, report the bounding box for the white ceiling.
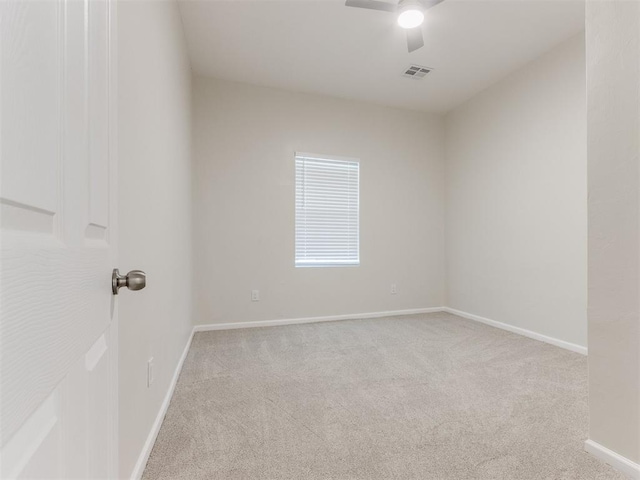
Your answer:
[178,0,585,113]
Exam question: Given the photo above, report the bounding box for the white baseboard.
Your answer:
[442,307,587,355]
[193,307,588,356]
[130,329,194,480]
[193,307,444,332]
[585,440,640,479]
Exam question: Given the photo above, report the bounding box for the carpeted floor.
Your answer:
[142,312,626,479]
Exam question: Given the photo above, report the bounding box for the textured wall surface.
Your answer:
[586,0,640,464]
[445,35,587,347]
[192,77,445,325]
[118,1,193,477]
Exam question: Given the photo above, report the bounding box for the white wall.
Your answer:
[193,77,445,325]
[117,1,193,477]
[444,35,587,347]
[586,0,640,464]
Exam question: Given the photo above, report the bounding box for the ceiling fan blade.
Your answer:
[419,0,445,10]
[406,27,424,53]
[345,0,398,13]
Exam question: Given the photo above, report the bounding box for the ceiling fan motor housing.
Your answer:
[399,0,424,11]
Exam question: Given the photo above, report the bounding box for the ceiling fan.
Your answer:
[345,0,445,53]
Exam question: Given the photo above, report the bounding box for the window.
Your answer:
[295,153,360,267]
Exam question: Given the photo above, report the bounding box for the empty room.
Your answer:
[1,0,639,479]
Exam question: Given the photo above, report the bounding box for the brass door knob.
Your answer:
[112,268,146,295]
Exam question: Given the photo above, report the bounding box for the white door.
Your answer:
[1,0,119,478]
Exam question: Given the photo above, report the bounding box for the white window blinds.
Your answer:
[295,153,360,267]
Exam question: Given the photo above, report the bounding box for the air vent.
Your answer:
[402,65,432,79]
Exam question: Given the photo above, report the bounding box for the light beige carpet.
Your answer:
[142,312,626,479]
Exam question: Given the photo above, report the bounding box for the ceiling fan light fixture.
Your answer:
[397,2,424,29]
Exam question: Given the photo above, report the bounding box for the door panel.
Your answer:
[1,0,118,477]
[0,0,60,215]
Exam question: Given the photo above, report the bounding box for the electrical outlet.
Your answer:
[147,357,154,387]
[391,283,398,295]
[251,290,260,302]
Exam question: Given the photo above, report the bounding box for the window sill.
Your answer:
[295,263,360,268]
